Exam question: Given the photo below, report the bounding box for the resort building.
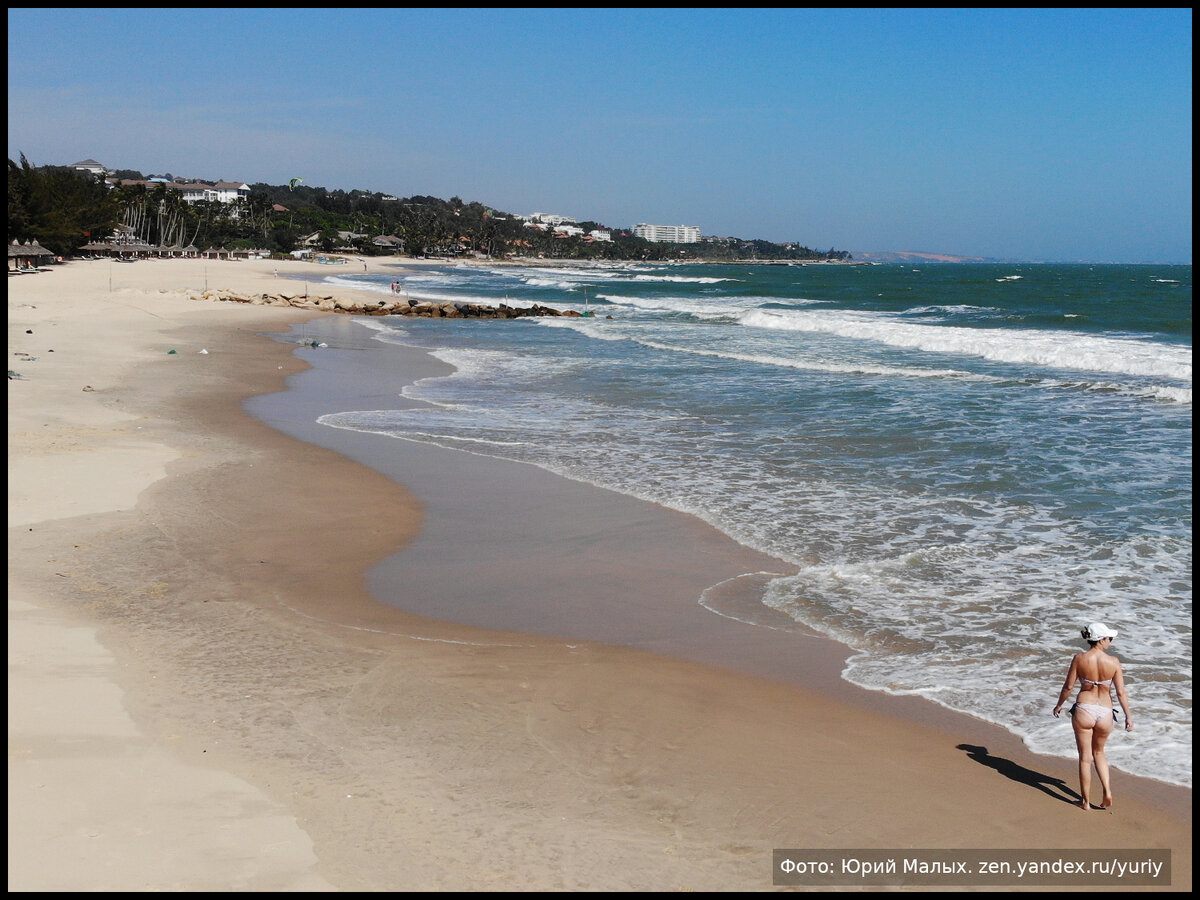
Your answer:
[176,181,251,205]
[104,177,249,204]
[526,212,577,226]
[372,234,404,253]
[632,223,701,244]
[103,177,251,215]
[71,159,109,178]
[301,230,369,250]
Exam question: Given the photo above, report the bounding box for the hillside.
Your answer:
[8,156,852,264]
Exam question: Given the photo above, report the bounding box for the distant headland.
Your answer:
[851,250,992,264]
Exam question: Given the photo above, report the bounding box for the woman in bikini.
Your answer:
[1052,622,1134,810]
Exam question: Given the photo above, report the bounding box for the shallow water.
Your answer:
[305,261,1191,787]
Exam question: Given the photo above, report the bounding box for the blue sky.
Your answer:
[7,8,1192,262]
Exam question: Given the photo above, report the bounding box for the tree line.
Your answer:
[8,156,850,262]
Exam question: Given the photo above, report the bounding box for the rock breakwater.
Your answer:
[182,289,585,319]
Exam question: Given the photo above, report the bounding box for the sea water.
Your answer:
[310,261,1191,788]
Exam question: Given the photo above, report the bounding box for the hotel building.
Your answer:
[632,223,701,243]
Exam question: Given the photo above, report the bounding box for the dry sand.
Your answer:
[7,257,1191,891]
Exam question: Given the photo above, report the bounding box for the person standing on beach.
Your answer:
[1052,622,1133,810]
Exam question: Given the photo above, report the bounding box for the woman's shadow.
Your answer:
[957,744,1082,805]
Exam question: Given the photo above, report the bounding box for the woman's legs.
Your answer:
[1071,712,1096,809]
[1072,708,1115,809]
[1090,716,1116,807]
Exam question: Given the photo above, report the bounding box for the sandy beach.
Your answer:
[8,256,1191,891]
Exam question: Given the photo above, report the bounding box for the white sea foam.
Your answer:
[631,273,736,284]
[514,265,638,284]
[599,292,823,318]
[401,272,461,284]
[426,346,579,381]
[1040,378,1192,405]
[902,304,1003,316]
[538,314,1190,402]
[737,308,1192,381]
[630,337,987,381]
[322,274,394,294]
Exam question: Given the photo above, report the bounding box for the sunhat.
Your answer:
[1083,622,1119,642]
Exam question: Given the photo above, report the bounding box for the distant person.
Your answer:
[1052,622,1133,809]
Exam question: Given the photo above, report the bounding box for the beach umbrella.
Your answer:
[27,240,55,263]
[9,239,48,270]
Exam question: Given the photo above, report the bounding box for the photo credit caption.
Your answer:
[773,849,1170,886]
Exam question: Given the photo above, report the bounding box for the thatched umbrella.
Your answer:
[9,239,44,271]
[27,239,55,262]
[9,239,30,270]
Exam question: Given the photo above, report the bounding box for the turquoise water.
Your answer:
[310,261,1191,787]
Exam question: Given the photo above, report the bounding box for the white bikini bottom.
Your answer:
[1071,702,1114,723]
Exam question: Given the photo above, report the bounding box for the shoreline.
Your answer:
[8,258,1191,891]
[251,312,1193,807]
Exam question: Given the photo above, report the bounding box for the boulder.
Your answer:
[182,288,581,321]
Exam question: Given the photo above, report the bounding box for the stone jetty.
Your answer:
[181,288,586,319]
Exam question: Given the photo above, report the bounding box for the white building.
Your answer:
[632,223,701,243]
[528,212,577,226]
[105,177,251,216]
[176,181,250,205]
[71,159,108,178]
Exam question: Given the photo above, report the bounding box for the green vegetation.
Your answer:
[8,157,850,262]
[8,155,122,256]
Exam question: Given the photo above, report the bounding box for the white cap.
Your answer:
[1084,622,1119,642]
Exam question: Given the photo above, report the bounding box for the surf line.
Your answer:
[273,596,538,648]
[697,570,800,631]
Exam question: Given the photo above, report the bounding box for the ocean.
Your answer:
[295,260,1191,788]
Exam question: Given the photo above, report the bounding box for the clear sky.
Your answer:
[7,8,1192,263]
